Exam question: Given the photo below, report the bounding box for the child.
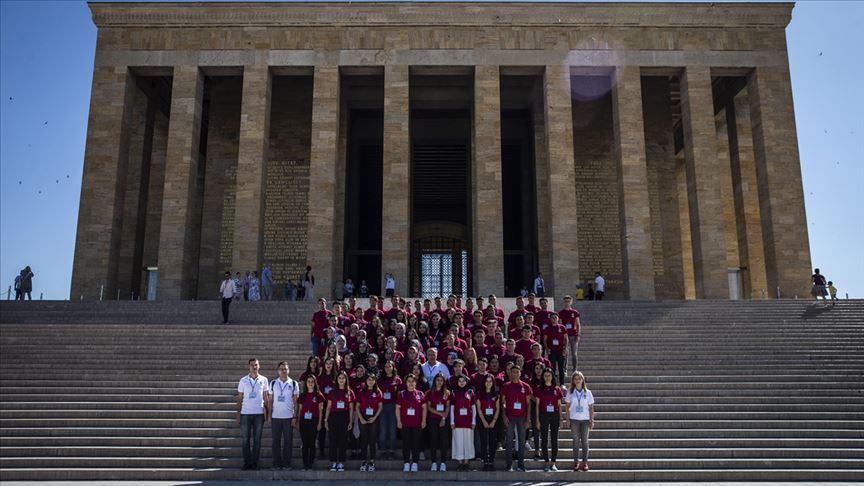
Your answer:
[450,374,476,471]
[828,281,838,304]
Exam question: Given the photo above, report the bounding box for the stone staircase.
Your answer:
[1,299,862,481]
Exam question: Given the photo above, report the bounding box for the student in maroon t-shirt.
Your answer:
[524,293,539,314]
[500,339,520,368]
[507,296,527,329]
[514,326,538,360]
[533,368,564,471]
[500,365,533,471]
[324,371,354,471]
[558,295,582,372]
[534,297,553,333]
[310,298,332,356]
[525,343,552,374]
[396,374,427,472]
[363,296,383,323]
[378,361,403,459]
[297,375,325,470]
[543,313,568,385]
[356,374,383,471]
[475,373,500,471]
[449,375,476,471]
[425,374,451,471]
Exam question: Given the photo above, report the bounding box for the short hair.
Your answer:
[510,365,522,371]
[453,359,465,366]
[248,358,259,364]
[563,295,572,300]
[522,325,532,331]
[277,361,289,368]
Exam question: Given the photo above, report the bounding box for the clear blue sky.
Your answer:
[1,0,862,300]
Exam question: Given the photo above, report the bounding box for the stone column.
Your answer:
[156,65,204,300]
[727,90,769,299]
[542,65,580,296]
[747,66,812,298]
[679,66,729,299]
[305,65,341,300]
[611,66,655,300]
[381,64,410,297]
[232,64,272,275]
[472,65,505,296]
[70,66,135,300]
[532,81,553,282]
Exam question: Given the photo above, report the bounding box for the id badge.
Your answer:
[278,395,286,402]
[336,401,345,410]
[324,386,332,394]
[304,412,313,420]
[436,404,444,412]
[546,404,554,413]
[513,402,522,410]
[407,407,416,416]
[249,391,257,399]
[552,339,559,346]
[575,405,584,413]
[566,323,573,329]
[485,407,493,415]
[459,408,468,416]
[383,392,391,400]
[365,407,374,416]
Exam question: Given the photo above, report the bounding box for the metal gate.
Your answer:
[411,236,470,298]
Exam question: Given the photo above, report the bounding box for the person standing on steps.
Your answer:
[356,374,383,471]
[261,263,273,301]
[296,375,325,470]
[475,374,500,471]
[396,374,427,473]
[219,272,236,324]
[563,371,595,472]
[303,265,316,301]
[425,373,451,472]
[17,266,34,300]
[268,361,299,470]
[558,295,581,372]
[501,365,533,472]
[594,272,605,300]
[533,272,545,297]
[324,371,354,472]
[236,358,269,470]
[384,273,396,298]
[534,368,564,472]
[377,360,402,459]
[310,298,331,356]
[450,374,476,471]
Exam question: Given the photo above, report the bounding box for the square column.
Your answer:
[305,65,341,300]
[232,64,272,274]
[472,65,505,296]
[747,66,812,298]
[70,66,135,300]
[612,66,656,300]
[680,66,729,299]
[543,65,580,296]
[156,66,204,300]
[381,64,410,297]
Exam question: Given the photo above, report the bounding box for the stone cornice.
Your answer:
[89,2,794,29]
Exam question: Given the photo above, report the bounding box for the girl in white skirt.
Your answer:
[450,374,476,471]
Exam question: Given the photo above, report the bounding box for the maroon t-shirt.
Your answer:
[500,380,533,419]
[515,338,538,360]
[298,392,325,419]
[425,389,450,421]
[397,389,425,428]
[311,310,332,339]
[327,388,355,413]
[363,307,383,323]
[558,308,581,337]
[378,375,403,404]
[544,324,567,352]
[525,357,552,373]
[318,374,335,396]
[533,384,564,415]
[478,392,499,418]
[451,389,476,428]
[356,388,383,417]
[534,310,553,330]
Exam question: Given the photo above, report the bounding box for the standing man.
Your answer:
[18,266,34,301]
[594,272,605,300]
[310,298,331,356]
[219,272,236,324]
[421,348,451,384]
[237,358,269,470]
[261,264,274,301]
[501,365,532,472]
[558,296,581,372]
[384,273,396,298]
[543,313,568,385]
[268,361,299,470]
[532,273,545,297]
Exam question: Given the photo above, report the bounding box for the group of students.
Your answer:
[236,293,596,473]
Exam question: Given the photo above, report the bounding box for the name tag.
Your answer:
[383,392,391,400]
[552,339,559,346]
[436,404,444,412]
[407,407,416,416]
[365,407,374,416]
[304,412,313,420]
[513,402,522,410]
[336,401,345,410]
[566,323,573,329]
[324,386,332,394]
[249,391,257,399]
[278,395,286,402]
[546,404,554,413]
[459,408,468,416]
[575,405,584,413]
[484,407,493,415]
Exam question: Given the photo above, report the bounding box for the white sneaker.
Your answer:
[403,463,411,472]
[337,463,344,471]
[431,463,438,472]
[360,463,367,472]
[330,463,337,472]
[439,462,447,472]
[525,442,534,451]
[411,462,418,472]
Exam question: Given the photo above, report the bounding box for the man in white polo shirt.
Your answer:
[421,347,451,384]
[236,358,269,470]
[268,361,299,470]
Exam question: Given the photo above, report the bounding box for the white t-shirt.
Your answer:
[564,387,594,421]
[270,377,300,419]
[421,361,451,384]
[238,374,269,415]
[220,279,236,298]
[385,277,396,290]
[595,275,605,293]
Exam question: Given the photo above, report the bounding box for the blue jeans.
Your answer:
[240,413,264,468]
[505,417,526,468]
[311,338,321,357]
[377,403,397,450]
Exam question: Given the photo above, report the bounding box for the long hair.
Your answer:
[300,374,320,398]
[568,370,587,394]
[431,372,449,398]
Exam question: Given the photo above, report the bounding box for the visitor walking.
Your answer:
[219,272,235,323]
[594,272,605,300]
[811,268,829,303]
[248,271,261,301]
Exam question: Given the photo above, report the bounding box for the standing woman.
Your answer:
[296,375,325,470]
[563,371,595,472]
[425,373,451,471]
[324,371,354,472]
[356,374,383,471]
[378,361,403,459]
[303,265,316,301]
[300,356,321,383]
[475,374,500,471]
[450,374,476,471]
[248,271,261,301]
[534,368,564,471]
[396,374,427,472]
[317,358,337,459]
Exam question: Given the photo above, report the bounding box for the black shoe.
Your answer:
[241,464,251,471]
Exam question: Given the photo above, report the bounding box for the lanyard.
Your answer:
[574,389,585,404]
[276,379,291,397]
[247,375,259,390]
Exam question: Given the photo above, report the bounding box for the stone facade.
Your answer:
[71,2,812,300]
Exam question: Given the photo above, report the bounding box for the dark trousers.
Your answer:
[328,412,349,463]
[221,298,231,323]
[240,413,264,468]
[505,417,526,468]
[359,419,378,461]
[427,417,448,463]
[271,417,294,468]
[378,403,397,450]
[317,422,327,458]
[478,416,497,464]
[549,351,566,387]
[539,412,560,462]
[402,426,422,463]
[299,418,318,468]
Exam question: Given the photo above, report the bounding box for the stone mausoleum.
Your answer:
[71,2,812,301]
